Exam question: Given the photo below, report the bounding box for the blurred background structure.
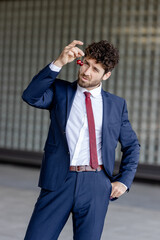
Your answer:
[0,0,160,181]
[0,1,160,240]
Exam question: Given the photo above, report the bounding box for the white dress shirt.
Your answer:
[50,62,103,166]
[66,84,103,166]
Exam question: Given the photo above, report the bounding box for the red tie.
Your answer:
[84,92,98,169]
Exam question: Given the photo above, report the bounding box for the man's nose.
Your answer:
[84,66,91,75]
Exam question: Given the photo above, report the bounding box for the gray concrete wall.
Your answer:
[0,0,160,167]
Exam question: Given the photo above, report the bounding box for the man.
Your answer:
[22,40,140,240]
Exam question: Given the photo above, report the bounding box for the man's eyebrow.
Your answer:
[84,59,100,72]
[94,66,100,72]
[84,59,89,63]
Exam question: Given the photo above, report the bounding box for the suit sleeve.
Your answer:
[22,64,60,109]
[116,99,140,189]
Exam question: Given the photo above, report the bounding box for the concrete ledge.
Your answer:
[0,148,42,167]
[114,161,160,183]
[0,148,160,183]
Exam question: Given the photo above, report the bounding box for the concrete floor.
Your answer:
[0,164,160,240]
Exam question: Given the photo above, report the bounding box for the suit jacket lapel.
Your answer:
[101,89,112,146]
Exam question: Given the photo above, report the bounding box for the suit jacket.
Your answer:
[22,64,140,191]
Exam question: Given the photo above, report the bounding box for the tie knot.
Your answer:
[84,91,91,98]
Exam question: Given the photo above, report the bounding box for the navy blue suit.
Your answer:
[22,64,140,239]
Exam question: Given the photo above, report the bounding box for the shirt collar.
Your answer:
[77,83,102,98]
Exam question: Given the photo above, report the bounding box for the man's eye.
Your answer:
[94,68,99,72]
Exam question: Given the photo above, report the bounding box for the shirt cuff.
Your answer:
[49,62,62,72]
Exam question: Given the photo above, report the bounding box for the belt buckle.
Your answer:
[75,166,83,172]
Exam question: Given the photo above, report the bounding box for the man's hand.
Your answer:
[54,40,84,68]
[110,181,127,199]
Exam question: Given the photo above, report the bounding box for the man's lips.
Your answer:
[81,75,90,81]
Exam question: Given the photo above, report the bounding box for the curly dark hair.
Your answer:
[85,40,119,73]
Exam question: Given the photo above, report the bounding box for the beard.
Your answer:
[78,74,91,88]
[77,71,102,90]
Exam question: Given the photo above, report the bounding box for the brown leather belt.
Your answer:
[69,165,103,172]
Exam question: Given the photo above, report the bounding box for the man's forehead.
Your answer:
[84,57,101,65]
[84,57,105,70]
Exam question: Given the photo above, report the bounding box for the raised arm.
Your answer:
[22,40,84,109]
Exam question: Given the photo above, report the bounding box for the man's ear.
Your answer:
[102,71,111,81]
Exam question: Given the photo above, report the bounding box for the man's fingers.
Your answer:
[68,51,75,58]
[70,47,84,57]
[65,45,84,56]
[111,188,119,198]
[110,185,117,198]
[65,40,84,59]
[110,182,127,198]
[55,40,84,67]
[68,40,84,48]
[74,47,84,57]
[68,47,84,59]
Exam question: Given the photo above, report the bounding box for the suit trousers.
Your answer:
[24,170,112,240]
